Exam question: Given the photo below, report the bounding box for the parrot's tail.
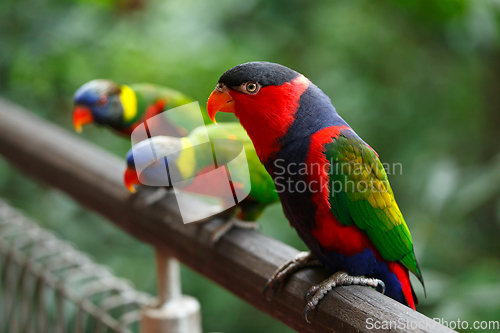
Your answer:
[388,261,417,310]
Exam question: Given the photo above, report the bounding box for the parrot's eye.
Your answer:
[97,95,108,106]
[245,82,260,94]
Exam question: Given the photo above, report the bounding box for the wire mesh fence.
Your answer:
[0,198,153,333]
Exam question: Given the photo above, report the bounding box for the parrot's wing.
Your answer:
[158,123,277,211]
[324,130,424,285]
[199,123,278,204]
[132,83,210,137]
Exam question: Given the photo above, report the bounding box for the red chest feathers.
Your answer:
[230,76,309,163]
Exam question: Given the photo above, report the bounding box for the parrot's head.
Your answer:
[207,62,310,162]
[73,80,136,133]
[123,136,183,192]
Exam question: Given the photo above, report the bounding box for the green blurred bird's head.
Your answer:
[73,79,137,133]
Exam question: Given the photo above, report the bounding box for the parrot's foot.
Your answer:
[210,219,260,243]
[142,187,169,206]
[264,252,323,301]
[303,270,385,323]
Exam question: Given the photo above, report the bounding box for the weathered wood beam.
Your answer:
[0,98,454,333]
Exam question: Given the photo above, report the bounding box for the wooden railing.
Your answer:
[0,98,455,333]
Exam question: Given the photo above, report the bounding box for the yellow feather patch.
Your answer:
[390,204,403,225]
[119,85,137,122]
[178,138,195,179]
[373,192,386,209]
[367,193,377,208]
[381,190,392,206]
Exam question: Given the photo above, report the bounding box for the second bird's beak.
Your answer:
[73,106,94,133]
[207,87,235,124]
[123,168,140,193]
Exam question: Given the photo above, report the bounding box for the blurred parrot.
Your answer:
[124,123,279,242]
[73,79,205,137]
[73,79,279,242]
[207,62,424,319]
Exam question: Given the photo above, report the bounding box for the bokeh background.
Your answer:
[1,0,500,332]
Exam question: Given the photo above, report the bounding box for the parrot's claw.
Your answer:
[264,252,322,301]
[303,270,385,323]
[210,219,259,243]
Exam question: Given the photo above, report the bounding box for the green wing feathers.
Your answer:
[131,83,210,134]
[131,83,196,111]
[326,134,424,285]
[181,124,279,206]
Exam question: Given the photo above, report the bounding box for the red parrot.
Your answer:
[207,62,424,320]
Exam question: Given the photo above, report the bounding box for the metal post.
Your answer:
[140,249,201,333]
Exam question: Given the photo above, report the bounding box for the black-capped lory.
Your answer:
[207,62,424,320]
[73,80,204,136]
[124,123,279,242]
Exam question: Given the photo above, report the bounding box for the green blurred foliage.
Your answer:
[1,0,500,332]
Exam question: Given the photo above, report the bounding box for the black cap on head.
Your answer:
[219,62,300,88]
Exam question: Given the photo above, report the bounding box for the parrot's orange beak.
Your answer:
[123,168,140,193]
[73,106,94,133]
[207,88,234,124]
